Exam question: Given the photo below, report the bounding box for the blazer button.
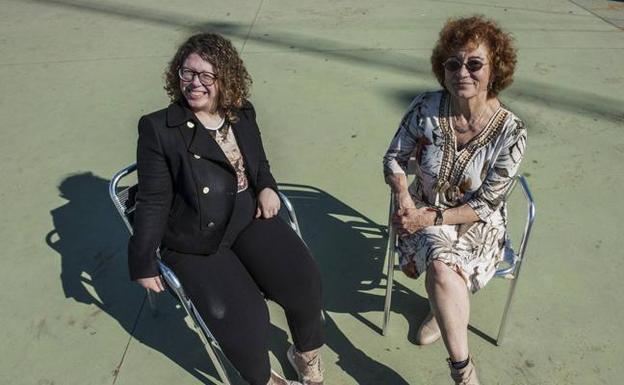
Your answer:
[187,121,195,128]
[202,187,210,194]
[193,154,201,159]
[207,222,215,228]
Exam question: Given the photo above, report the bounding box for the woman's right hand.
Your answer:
[394,191,417,215]
[136,275,166,293]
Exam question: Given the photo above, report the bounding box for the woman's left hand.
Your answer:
[393,207,433,236]
[256,187,281,219]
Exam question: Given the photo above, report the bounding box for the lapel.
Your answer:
[231,111,259,179]
[167,101,231,167]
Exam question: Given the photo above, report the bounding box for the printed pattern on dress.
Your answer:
[382,90,527,293]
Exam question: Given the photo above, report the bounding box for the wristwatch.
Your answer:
[433,208,444,226]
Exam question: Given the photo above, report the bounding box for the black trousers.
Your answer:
[162,190,324,385]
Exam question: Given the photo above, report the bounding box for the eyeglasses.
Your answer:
[443,58,487,73]
[178,67,217,86]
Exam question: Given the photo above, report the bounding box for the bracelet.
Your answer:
[433,208,444,226]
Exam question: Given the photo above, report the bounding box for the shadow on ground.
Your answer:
[47,173,431,384]
[47,172,225,384]
[278,184,431,384]
[25,0,624,124]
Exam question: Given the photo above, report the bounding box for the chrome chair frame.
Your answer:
[381,173,536,345]
[109,163,305,384]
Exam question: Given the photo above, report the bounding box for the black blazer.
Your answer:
[128,100,278,280]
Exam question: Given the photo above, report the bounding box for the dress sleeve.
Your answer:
[467,118,527,221]
[127,115,173,280]
[383,94,425,177]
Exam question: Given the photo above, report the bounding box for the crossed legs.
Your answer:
[425,260,470,362]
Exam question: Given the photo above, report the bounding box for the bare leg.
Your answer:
[425,260,470,362]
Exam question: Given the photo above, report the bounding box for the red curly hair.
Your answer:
[431,16,517,98]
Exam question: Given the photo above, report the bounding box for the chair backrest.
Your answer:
[109,164,190,293]
[495,175,535,277]
[109,162,305,245]
[109,164,138,235]
[109,163,195,292]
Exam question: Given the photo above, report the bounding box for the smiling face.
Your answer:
[179,52,219,113]
[443,44,492,100]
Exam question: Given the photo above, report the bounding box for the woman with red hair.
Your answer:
[384,16,526,384]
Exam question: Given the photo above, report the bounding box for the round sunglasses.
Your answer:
[443,58,488,73]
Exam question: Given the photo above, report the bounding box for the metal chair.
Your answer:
[381,162,536,345]
[109,163,305,384]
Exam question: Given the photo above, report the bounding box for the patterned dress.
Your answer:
[383,91,527,293]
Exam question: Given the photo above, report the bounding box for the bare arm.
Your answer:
[385,173,416,213]
[436,204,479,225]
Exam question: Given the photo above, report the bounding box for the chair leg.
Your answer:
[382,197,397,336]
[496,174,535,345]
[496,265,522,345]
[382,225,397,336]
[192,307,233,385]
[207,343,232,385]
[382,251,395,336]
[159,262,233,384]
[146,289,158,317]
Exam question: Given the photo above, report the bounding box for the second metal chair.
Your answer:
[381,164,536,345]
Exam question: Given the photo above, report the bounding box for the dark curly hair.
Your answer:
[431,16,517,98]
[164,33,252,122]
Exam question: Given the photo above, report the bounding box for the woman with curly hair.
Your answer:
[128,33,324,385]
[383,16,526,384]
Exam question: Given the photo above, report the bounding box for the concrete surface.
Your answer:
[1,0,622,384]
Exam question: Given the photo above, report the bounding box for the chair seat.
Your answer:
[495,240,518,279]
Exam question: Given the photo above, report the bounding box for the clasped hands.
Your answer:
[392,193,434,238]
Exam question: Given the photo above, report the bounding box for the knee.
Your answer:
[280,273,323,317]
[425,260,455,291]
[290,255,323,300]
[213,302,270,379]
[214,297,269,342]
[287,282,323,316]
[305,261,323,296]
